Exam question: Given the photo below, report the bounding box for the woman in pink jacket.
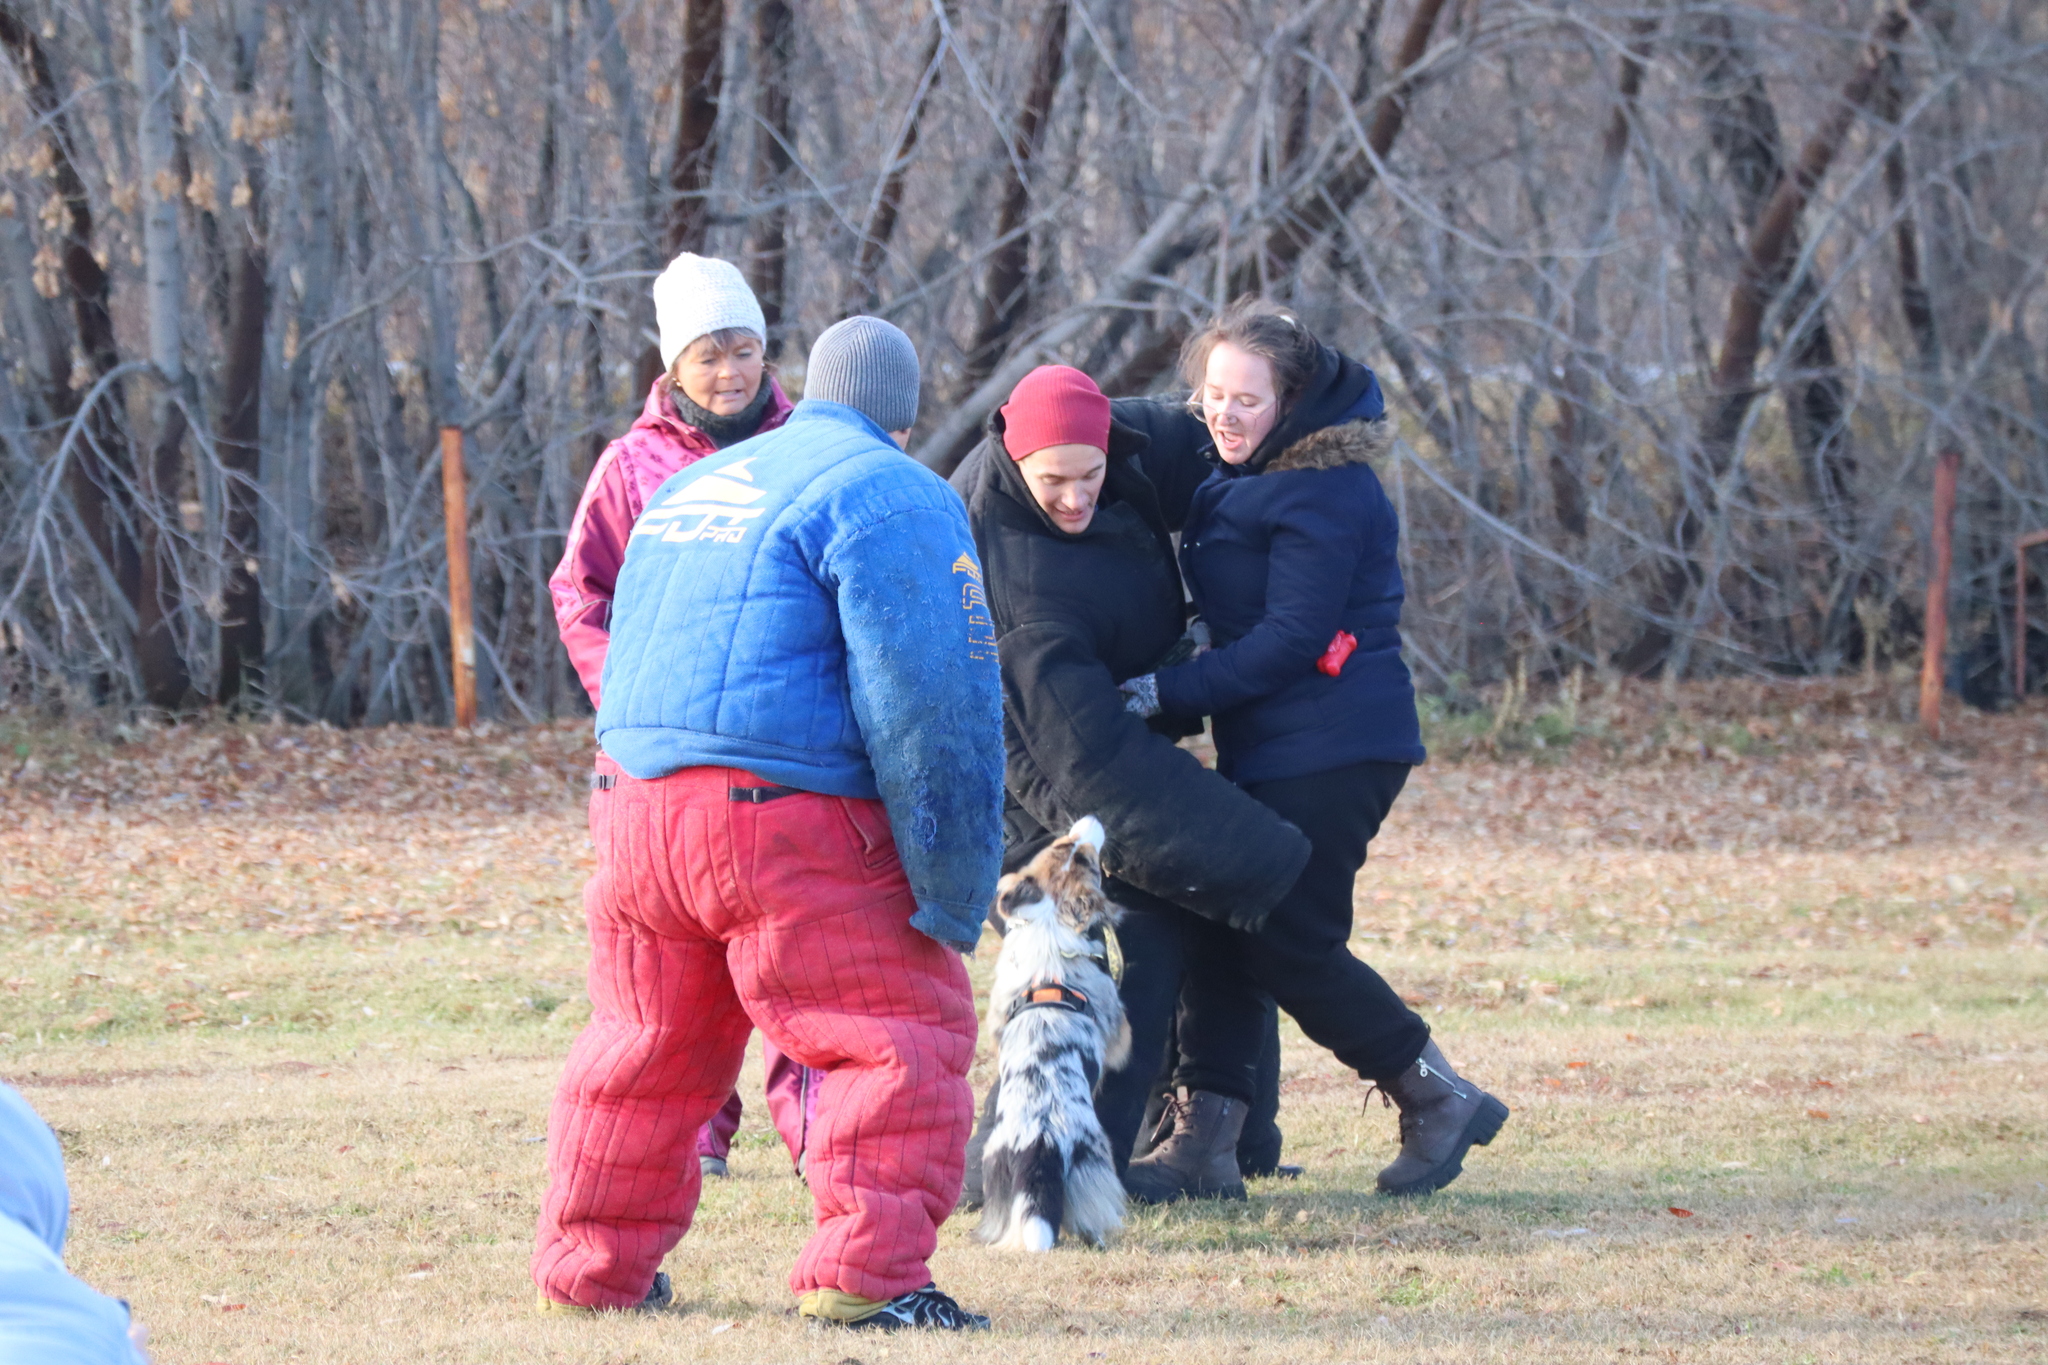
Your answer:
[549,252,819,1180]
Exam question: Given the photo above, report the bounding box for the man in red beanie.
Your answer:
[948,365,1314,1208]
[1001,364,1114,533]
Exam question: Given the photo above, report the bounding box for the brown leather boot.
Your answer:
[1375,1040,1509,1196]
[1122,1088,1249,1204]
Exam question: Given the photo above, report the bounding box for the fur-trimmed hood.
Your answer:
[1211,339,1387,475]
[1264,414,1395,474]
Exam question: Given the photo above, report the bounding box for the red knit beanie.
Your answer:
[1000,365,1112,460]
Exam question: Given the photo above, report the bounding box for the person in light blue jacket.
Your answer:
[1,1083,149,1364]
[535,317,1003,1334]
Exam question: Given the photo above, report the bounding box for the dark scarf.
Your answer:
[668,378,775,449]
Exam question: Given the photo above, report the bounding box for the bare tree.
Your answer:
[960,0,1068,394]
[746,0,796,355]
[1,0,2043,720]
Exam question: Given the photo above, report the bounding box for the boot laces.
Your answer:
[1364,1083,1422,1143]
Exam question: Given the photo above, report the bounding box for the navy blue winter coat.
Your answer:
[1153,348,1425,784]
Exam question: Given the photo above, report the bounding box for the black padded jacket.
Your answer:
[949,399,1310,931]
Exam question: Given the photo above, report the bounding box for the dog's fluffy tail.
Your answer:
[976,1136,1067,1251]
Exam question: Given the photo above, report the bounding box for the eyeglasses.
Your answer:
[1201,390,1272,422]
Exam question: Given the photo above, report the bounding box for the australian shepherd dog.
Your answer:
[976,815,1132,1251]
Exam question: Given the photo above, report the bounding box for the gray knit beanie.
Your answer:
[804,316,921,434]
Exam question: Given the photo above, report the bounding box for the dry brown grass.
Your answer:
[2,685,2045,1363]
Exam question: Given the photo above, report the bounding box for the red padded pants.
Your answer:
[531,766,976,1308]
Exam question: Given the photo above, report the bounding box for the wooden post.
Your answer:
[440,425,477,729]
[1919,448,1960,738]
[2018,529,2048,702]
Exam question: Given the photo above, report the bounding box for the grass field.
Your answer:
[2,680,2045,1364]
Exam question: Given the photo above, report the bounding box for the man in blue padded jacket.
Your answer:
[533,317,1004,1333]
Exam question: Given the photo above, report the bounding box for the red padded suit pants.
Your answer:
[531,766,976,1308]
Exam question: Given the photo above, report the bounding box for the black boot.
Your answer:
[1375,1040,1509,1196]
[1123,1088,1249,1204]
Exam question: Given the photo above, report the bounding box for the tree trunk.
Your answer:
[0,4,138,680]
[1550,18,1654,541]
[746,0,796,357]
[1878,49,1939,376]
[1687,9,1892,491]
[217,0,268,706]
[1621,0,1927,675]
[1699,5,1923,477]
[131,0,193,708]
[1691,11,1860,666]
[1227,0,1451,300]
[1102,0,1451,398]
[664,0,725,256]
[265,6,338,717]
[846,9,945,311]
[585,0,661,394]
[912,1,1320,466]
[960,0,1067,396]
[630,0,726,394]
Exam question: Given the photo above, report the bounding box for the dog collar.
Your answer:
[1006,982,1092,1022]
[1065,922,1124,985]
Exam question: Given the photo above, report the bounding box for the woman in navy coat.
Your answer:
[1120,299,1509,1199]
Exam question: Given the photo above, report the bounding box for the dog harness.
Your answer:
[1004,982,1105,1091]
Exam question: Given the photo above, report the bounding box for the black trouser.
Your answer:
[1176,759,1428,1097]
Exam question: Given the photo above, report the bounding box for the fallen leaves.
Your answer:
[2,720,597,942]
[3,686,2040,970]
[1668,1208,1694,1218]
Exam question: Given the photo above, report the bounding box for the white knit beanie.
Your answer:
[652,253,768,369]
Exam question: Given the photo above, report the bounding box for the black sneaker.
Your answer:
[534,1271,672,1316]
[807,1284,990,1332]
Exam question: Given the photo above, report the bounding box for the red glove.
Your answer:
[1316,630,1357,678]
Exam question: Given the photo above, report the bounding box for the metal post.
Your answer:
[1919,449,1960,738]
[440,425,477,729]
[2018,530,2048,702]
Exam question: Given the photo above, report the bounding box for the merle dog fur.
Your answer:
[977,816,1132,1251]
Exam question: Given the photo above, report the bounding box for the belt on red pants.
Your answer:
[589,769,803,802]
